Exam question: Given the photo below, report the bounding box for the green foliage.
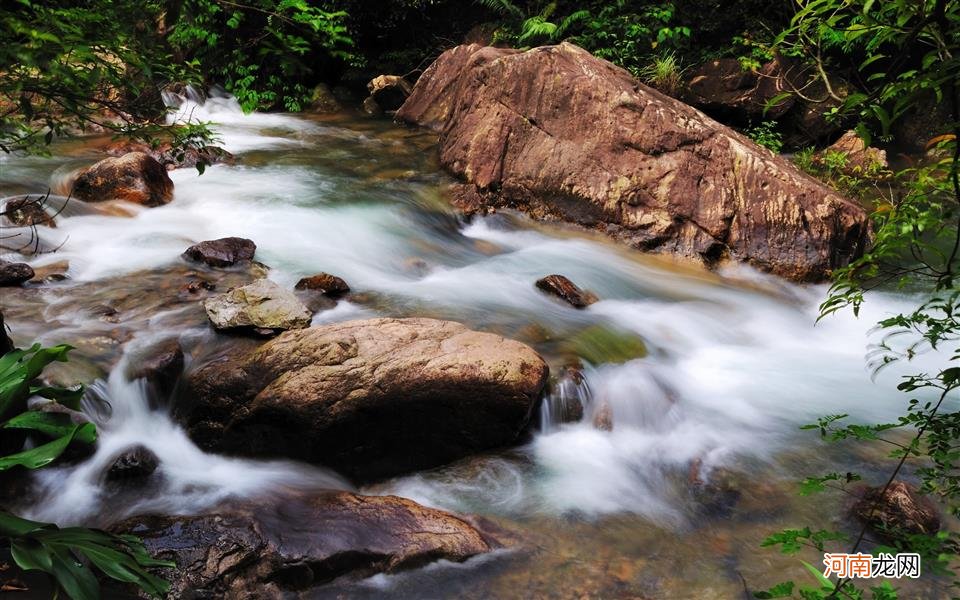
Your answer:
[0,343,172,599]
[745,120,784,153]
[0,0,215,163]
[757,1,960,598]
[637,51,684,96]
[573,1,690,77]
[0,512,173,600]
[168,0,354,111]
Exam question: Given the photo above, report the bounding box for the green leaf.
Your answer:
[754,581,795,599]
[801,560,835,590]
[0,422,95,471]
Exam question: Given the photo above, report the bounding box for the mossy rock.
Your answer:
[562,325,646,366]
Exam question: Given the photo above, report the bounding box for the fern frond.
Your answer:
[518,16,558,44]
[475,0,524,20]
[556,9,590,38]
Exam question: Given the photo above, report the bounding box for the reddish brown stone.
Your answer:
[71,152,174,206]
[113,492,503,598]
[294,272,350,296]
[397,43,870,282]
[182,237,256,268]
[535,274,597,308]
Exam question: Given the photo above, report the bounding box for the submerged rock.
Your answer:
[105,445,159,482]
[203,279,312,332]
[177,317,549,481]
[71,152,174,207]
[2,196,57,228]
[0,261,34,286]
[562,325,647,365]
[535,274,597,308]
[114,492,502,597]
[853,481,940,538]
[182,237,257,268]
[397,43,870,282]
[295,272,350,296]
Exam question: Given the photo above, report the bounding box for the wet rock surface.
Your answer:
[113,492,502,598]
[203,279,312,332]
[294,272,350,296]
[182,237,257,268]
[0,261,34,286]
[71,152,174,207]
[177,317,549,482]
[535,274,597,308]
[105,445,160,482]
[397,43,870,281]
[1,196,58,228]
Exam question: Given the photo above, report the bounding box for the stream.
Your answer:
[0,92,952,598]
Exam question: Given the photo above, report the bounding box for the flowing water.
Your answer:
[0,92,954,598]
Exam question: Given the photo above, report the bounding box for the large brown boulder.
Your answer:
[115,492,502,598]
[177,318,549,481]
[71,152,174,206]
[397,43,870,282]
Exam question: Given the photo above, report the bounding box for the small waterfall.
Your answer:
[539,366,593,433]
[26,333,351,526]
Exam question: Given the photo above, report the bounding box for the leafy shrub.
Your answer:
[745,120,784,153]
[167,0,354,112]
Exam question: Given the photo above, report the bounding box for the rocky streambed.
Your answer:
[0,59,951,598]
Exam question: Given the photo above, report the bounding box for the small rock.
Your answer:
[203,279,312,332]
[402,257,431,276]
[294,273,350,296]
[0,261,34,286]
[815,130,889,175]
[182,237,256,268]
[71,152,174,207]
[535,274,598,308]
[853,481,940,538]
[105,445,159,482]
[592,401,613,431]
[365,75,412,112]
[2,196,57,228]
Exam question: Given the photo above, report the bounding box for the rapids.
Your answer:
[0,91,953,598]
